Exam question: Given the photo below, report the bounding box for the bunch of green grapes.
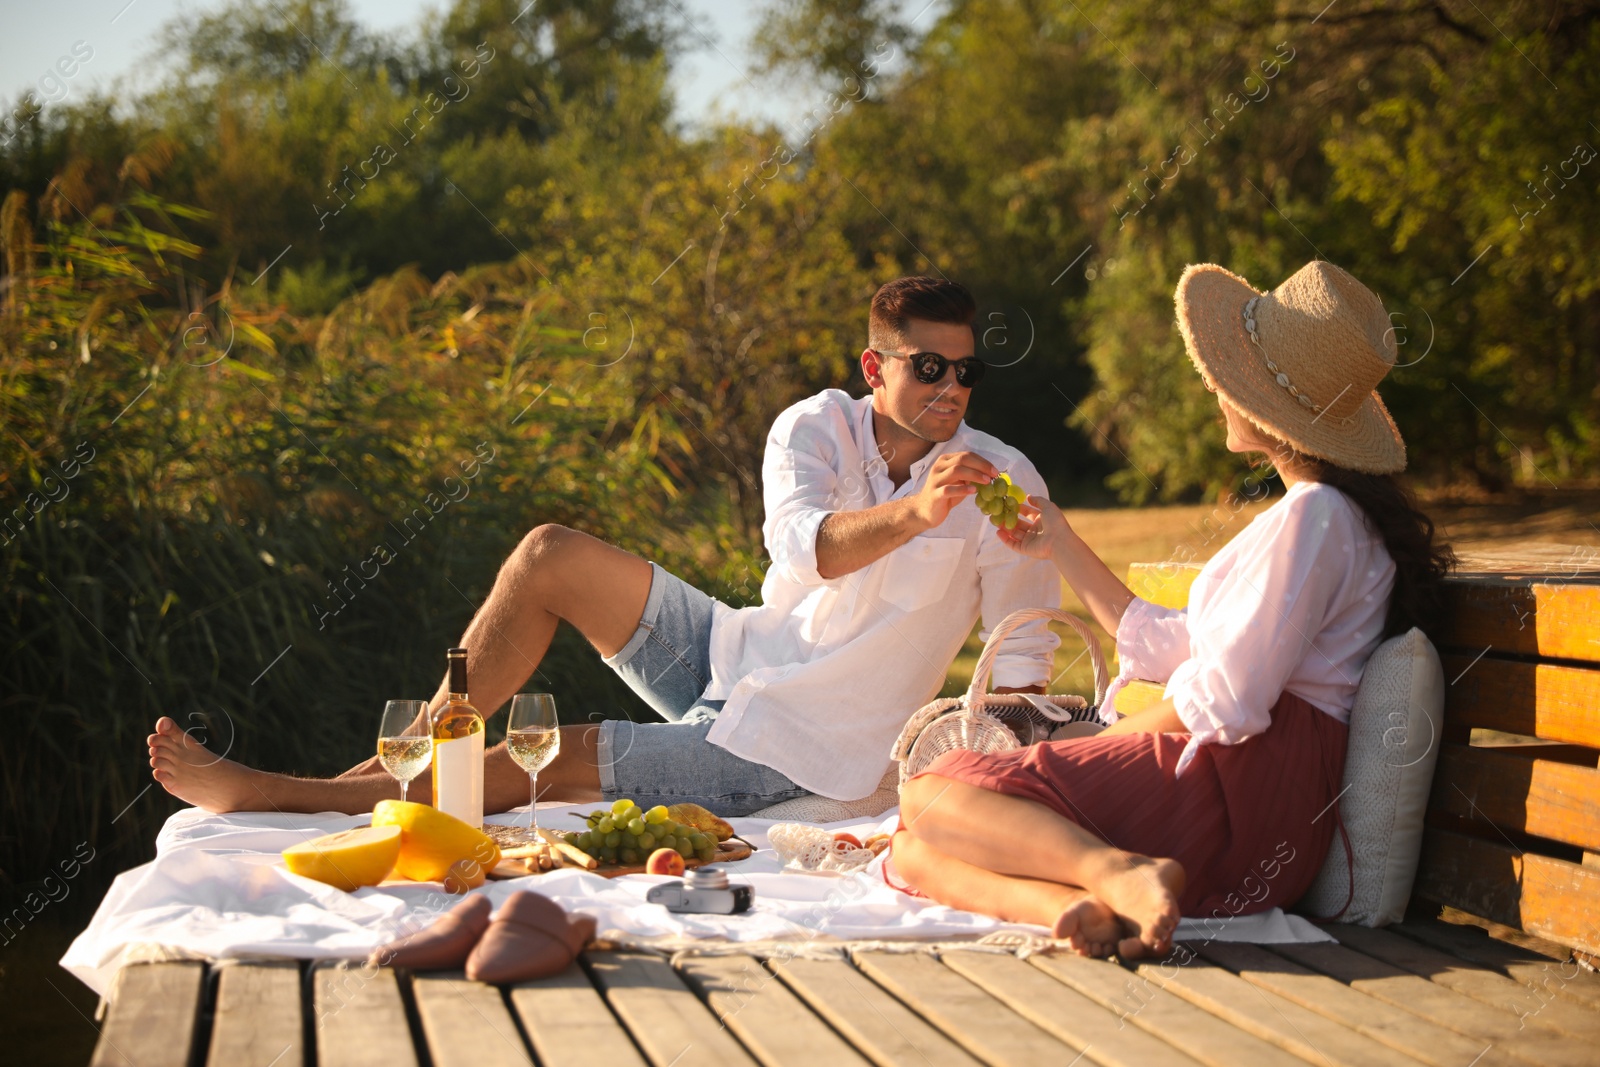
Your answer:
[565,798,718,866]
[974,473,1028,529]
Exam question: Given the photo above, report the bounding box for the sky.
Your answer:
[0,0,799,130]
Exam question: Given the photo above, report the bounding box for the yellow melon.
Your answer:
[371,799,501,882]
[282,825,402,891]
[442,857,489,894]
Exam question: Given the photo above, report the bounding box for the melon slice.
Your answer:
[371,799,501,882]
[283,825,402,891]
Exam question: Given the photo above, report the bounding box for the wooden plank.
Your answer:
[1325,924,1600,1039]
[507,966,648,1067]
[1451,545,1600,575]
[1143,949,1429,1067]
[675,955,869,1067]
[90,962,205,1067]
[1192,942,1506,1067]
[769,957,981,1067]
[1441,655,1600,748]
[1439,573,1600,664]
[312,964,420,1067]
[1028,952,1303,1067]
[1429,743,1600,852]
[941,951,1204,1067]
[1414,828,1600,956]
[412,972,532,1067]
[1433,907,1592,962]
[584,950,757,1067]
[1266,941,1593,1067]
[208,962,302,1067]
[853,951,1080,1066]
[1393,918,1600,1012]
[1465,739,1600,766]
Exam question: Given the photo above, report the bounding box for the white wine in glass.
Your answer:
[506,693,560,830]
[378,699,432,803]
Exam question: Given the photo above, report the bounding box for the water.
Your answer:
[0,907,102,1065]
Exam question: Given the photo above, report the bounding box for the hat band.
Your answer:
[1243,296,1346,421]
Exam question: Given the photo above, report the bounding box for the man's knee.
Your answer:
[511,525,588,596]
[516,523,574,568]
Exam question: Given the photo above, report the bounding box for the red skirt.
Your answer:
[915,692,1346,918]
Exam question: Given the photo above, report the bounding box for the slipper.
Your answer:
[369,893,492,970]
[464,890,597,984]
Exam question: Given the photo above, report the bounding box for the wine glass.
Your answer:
[506,693,561,831]
[377,700,432,803]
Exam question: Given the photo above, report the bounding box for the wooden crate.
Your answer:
[1420,550,1600,959]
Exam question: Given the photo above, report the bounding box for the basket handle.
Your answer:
[966,607,1109,708]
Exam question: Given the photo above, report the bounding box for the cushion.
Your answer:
[748,768,900,822]
[1300,627,1445,926]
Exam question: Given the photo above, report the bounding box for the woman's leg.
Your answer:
[900,773,1184,955]
[891,831,1132,957]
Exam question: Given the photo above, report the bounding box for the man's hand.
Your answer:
[910,451,998,531]
[815,451,999,579]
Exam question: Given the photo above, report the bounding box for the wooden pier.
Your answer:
[87,548,1600,1065]
[89,916,1600,1066]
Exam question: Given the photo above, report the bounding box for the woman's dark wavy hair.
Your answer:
[1295,458,1457,639]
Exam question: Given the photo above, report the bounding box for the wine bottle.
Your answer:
[430,647,485,827]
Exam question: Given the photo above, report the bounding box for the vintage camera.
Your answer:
[645,866,753,915]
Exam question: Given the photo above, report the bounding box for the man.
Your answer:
[148,277,1061,815]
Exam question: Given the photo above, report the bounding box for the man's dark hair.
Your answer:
[868,276,976,349]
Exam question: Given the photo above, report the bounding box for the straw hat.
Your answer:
[1175,260,1406,474]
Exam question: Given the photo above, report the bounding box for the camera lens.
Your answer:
[685,867,729,890]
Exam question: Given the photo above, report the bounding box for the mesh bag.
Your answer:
[768,824,879,872]
[891,607,1109,786]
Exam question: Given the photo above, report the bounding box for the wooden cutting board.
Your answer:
[488,839,754,880]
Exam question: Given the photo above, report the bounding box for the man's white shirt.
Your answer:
[701,389,1061,798]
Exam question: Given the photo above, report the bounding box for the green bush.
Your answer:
[0,178,830,887]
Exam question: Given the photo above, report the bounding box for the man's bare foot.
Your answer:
[1052,892,1123,957]
[1086,854,1184,957]
[147,716,268,813]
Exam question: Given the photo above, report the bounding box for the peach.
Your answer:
[832,832,863,849]
[646,848,685,876]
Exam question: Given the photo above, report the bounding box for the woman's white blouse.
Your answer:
[1110,481,1396,775]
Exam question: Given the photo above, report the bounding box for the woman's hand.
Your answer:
[998,496,1138,638]
[997,494,1076,559]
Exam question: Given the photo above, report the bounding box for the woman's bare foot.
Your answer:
[1086,854,1184,957]
[147,716,268,813]
[1052,892,1123,957]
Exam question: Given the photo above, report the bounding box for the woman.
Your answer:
[891,260,1453,958]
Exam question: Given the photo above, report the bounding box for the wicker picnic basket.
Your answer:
[891,607,1111,786]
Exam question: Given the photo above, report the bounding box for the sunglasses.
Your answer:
[873,349,987,389]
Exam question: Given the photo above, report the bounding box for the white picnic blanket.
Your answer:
[62,803,1330,995]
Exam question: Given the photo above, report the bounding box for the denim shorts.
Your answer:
[598,563,810,816]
